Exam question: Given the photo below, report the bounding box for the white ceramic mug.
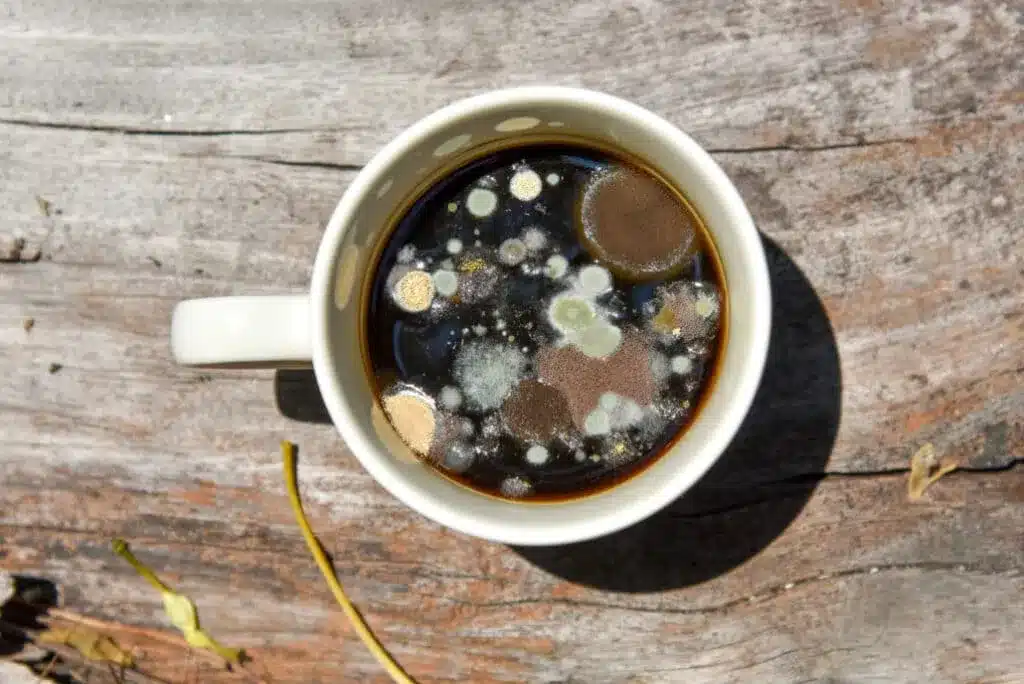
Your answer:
[171,87,771,546]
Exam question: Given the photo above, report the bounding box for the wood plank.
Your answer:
[2,473,1021,683]
[2,0,1022,681]
[1,120,1019,478]
[1,0,1020,158]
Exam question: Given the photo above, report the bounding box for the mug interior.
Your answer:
[312,87,770,546]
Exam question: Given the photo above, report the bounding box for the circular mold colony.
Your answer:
[579,166,700,281]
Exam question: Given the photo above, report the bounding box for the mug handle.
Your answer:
[170,295,312,368]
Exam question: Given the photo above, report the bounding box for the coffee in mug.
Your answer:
[365,141,725,501]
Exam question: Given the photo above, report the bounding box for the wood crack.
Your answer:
[816,459,1024,478]
[632,646,864,678]
[184,153,362,172]
[669,462,1020,520]
[420,562,1021,616]
[0,117,338,137]
[706,137,916,154]
[1,117,918,158]
[632,646,801,675]
[721,646,860,674]
[3,465,1018,542]
[0,523,490,582]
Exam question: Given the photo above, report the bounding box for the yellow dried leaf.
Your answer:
[112,538,245,665]
[182,624,245,663]
[161,590,199,631]
[162,592,244,663]
[35,195,52,218]
[908,442,958,500]
[37,626,134,667]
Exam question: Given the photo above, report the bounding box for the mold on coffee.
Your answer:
[366,144,724,501]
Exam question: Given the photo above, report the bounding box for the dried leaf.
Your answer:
[34,195,52,218]
[908,442,958,500]
[112,539,245,665]
[162,592,244,663]
[37,626,135,667]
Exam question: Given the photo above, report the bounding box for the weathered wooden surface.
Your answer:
[1,0,1021,682]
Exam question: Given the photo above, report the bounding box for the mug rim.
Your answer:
[310,86,771,545]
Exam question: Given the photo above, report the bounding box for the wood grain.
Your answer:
[1,0,1020,157]
[2,475,1022,683]
[2,120,1018,479]
[1,0,1022,681]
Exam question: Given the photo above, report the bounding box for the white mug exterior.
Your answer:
[171,87,771,546]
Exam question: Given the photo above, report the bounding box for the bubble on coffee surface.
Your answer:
[366,144,724,500]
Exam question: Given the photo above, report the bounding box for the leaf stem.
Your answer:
[281,440,416,684]
[111,539,173,594]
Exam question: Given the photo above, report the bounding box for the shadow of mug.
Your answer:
[276,368,331,424]
[275,238,841,592]
[511,237,841,591]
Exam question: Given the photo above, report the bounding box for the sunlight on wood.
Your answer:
[37,626,135,668]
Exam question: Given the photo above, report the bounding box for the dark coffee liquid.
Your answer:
[366,144,724,501]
